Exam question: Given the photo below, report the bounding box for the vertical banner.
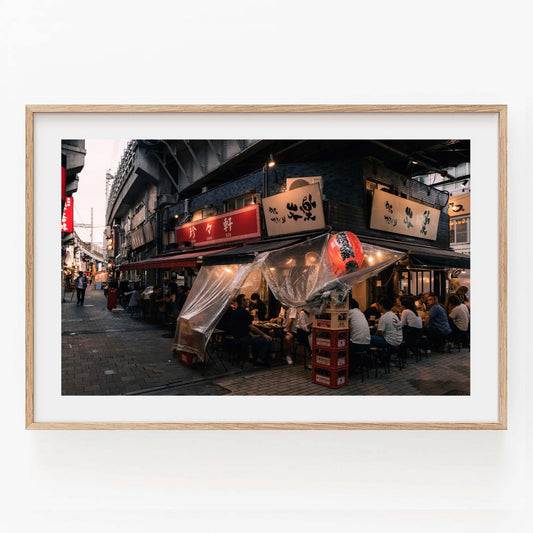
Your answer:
[61,196,74,233]
[61,165,66,201]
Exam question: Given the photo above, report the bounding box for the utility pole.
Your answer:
[90,207,94,249]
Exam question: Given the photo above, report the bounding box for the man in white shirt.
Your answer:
[283,307,298,365]
[371,297,403,349]
[448,294,470,347]
[449,301,469,332]
[348,298,371,350]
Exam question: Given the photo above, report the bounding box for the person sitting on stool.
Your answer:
[230,294,273,366]
[426,292,452,351]
[370,297,403,350]
[349,297,371,375]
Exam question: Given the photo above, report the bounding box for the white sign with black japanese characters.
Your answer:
[262,182,326,237]
[370,189,441,241]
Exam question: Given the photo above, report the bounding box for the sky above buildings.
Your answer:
[75,139,129,245]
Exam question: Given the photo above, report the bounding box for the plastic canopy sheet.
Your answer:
[172,263,257,361]
[258,234,406,312]
[173,233,405,359]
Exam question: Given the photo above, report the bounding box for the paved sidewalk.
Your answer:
[62,288,470,396]
[62,288,239,395]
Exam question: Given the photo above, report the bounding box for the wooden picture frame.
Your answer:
[26,104,507,429]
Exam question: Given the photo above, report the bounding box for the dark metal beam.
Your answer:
[206,140,223,164]
[183,140,206,174]
[370,140,455,181]
[160,140,192,184]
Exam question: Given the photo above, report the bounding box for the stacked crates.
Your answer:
[311,296,350,388]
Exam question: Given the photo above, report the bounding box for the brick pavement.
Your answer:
[62,288,470,396]
[62,288,238,395]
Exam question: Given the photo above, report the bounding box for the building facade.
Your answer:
[107,139,470,308]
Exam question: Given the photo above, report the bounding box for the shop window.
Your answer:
[406,270,434,296]
[450,216,470,244]
[224,192,257,212]
[191,206,217,221]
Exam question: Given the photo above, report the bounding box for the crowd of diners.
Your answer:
[106,275,190,326]
[216,292,313,367]
[349,287,470,371]
[214,286,471,370]
[107,273,470,373]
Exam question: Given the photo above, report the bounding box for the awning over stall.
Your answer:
[119,245,241,271]
[359,237,470,269]
[202,236,306,265]
[173,233,406,360]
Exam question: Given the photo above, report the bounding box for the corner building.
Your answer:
[107,140,470,312]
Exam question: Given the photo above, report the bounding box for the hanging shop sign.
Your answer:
[61,165,66,201]
[370,189,441,241]
[175,204,261,247]
[61,196,73,233]
[262,182,326,237]
[448,192,470,217]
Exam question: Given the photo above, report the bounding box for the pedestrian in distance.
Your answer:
[75,271,89,306]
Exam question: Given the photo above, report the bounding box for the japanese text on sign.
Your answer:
[61,196,74,233]
[369,189,441,241]
[175,204,261,247]
[262,182,326,237]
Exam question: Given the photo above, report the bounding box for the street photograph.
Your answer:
[61,138,471,396]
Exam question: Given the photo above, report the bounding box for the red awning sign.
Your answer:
[61,196,73,233]
[119,245,240,271]
[175,204,261,248]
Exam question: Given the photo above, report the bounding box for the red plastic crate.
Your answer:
[179,351,198,366]
[312,347,348,369]
[312,365,349,388]
[312,327,349,349]
[313,311,348,329]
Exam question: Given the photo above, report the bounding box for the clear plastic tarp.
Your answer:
[173,233,405,360]
[258,233,405,311]
[172,262,258,361]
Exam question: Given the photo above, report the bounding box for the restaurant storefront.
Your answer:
[118,204,263,287]
[120,178,469,312]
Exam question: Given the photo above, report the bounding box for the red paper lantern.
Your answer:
[328,232,364,276]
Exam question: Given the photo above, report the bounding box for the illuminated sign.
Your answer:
[61,165,66,201]
[175,204,261,247]
[61,196,74,233]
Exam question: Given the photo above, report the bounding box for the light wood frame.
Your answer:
[26,104,507,430]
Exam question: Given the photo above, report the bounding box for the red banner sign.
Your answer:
[61,196,74,233]
[61,165,66,201]
[175,204,261,247]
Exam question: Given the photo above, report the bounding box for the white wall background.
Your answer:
[1,1,531,531]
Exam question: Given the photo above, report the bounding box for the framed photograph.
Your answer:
[26,105,507,429]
